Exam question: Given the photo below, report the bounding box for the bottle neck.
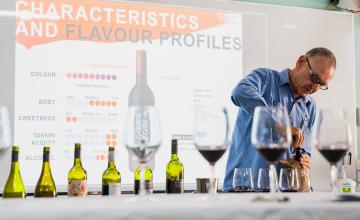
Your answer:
[42,151,51,172]
[10,151,20,172]
[171,153,179,160]
[73,148,82,166]
[136,50,147,84]
[108,150,116,169]
[171,141,178,160]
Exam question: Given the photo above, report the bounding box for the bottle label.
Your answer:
[108,183,121,196]
[68,180,87,196]
[166,179,184,193]
[134,180,153,194]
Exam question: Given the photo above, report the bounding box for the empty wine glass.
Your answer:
[124,106,161,195]
[251,106,292,194]
[313,109,351,193]
[193,106,229,195]
[0,106,12,149]
[233,168,254,192]
[257,168,270,192]
[279,168,300,192]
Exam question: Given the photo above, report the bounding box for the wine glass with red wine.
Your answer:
[193,106,229,195]
[251,106,292,193]
[313,109,351,193]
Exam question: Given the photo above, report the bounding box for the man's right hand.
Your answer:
[291,126,304,148]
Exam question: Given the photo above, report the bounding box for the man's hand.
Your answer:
[291,126,304,148]
[292,153,311,169]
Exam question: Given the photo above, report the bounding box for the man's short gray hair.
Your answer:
[305,47,336,68]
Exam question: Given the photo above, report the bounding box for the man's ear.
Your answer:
[295,55,306,70]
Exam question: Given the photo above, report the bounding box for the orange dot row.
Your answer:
[106,141,117,146]
[96,154,107,161]
[89,100,117,107]
[66,116,78,122]
[106,134,117,140]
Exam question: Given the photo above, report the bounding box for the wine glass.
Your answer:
[233,168,254,192]
[193,106,229,195]
[251,106,292,194]
[313,109,351,193]
[0,106,12,149]
[257,168,270,192]
[124,106,161,195]
[278,168,300,192]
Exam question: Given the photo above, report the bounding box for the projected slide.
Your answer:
[14,0,243,187]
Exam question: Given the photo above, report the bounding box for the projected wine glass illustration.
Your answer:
[124,106,161,195]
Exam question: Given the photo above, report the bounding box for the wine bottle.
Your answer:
[67,143,87,197]
[166,139,184,193]
[34,146,57,197]
[128,50,155,106]
[102,146,121,196]
[128,50,156,173]
[3,146,26,198]
[134,165,153,195]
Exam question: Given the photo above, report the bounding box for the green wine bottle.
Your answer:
[134,165,153,195]
[34,146,57,197]
[166,139,184,193]
[67,143,87,197]
[3,146,26,198]
[102,146,121,196]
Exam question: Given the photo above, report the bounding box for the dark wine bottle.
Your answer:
[166,139,184,193]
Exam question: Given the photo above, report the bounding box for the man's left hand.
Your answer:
[297,154,311,169]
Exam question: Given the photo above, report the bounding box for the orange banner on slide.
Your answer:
[16,0,226,48]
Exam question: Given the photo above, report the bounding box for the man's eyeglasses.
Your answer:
[305,57,328,90]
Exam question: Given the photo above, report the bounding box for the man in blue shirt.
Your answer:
[223,47,336,192]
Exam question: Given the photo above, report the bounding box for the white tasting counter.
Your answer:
[0,192,360,220]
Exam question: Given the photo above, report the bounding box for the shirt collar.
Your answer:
[279,68,310,103]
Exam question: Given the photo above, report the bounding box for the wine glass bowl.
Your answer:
[193,106,229,194]
[313,109,351,192]
[233,168,254,192]
[257,168,270,192]
[278,168,300,192]
[251,106,292,193]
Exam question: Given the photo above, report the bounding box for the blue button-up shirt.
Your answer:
[223,68,317,192]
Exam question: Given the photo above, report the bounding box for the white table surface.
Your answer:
[1,192,360,220]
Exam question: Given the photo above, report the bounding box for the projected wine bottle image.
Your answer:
[34,146,57,197]
[128,50,156,172]
[128,50,155,106]
[3,146,26,198]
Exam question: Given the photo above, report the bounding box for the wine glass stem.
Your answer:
[330,164,337,193]
[209,164,216,195]
[269,163,278,193]
[140,162,146,196]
